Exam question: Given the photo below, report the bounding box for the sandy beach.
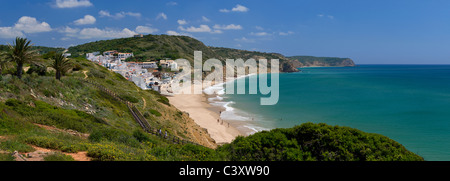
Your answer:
[167,83,242,147]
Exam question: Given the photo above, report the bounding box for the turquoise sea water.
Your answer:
[215,65,450,161]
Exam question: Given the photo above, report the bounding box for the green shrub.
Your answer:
[146,90,170,106]
[72,63,83,71]
[87,69,106,79]
[157,96,170,106]
[44,153,75,161]
[26,63,47,76]
[5,99,23,107]
[24,135,87,153]
[105,79,115,85]
[0,139,35,152]
[149,109,162,117]
[86,142,156,161]
[133,130,151,143]
[89,128,140,147]
[42,89,56,97]
[0,153,15,161]
[218,123,424,161]
[120,94,139,103]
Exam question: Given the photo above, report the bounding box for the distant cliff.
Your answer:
[288,56,356,67]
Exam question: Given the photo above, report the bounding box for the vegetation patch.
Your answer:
[217,123,424,161]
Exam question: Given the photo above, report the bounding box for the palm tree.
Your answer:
[51,53,72,80]
[5,37,37,79]
[0,52,10,75]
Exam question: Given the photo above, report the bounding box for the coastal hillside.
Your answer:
[0,52,218,161]
[0,38,421,161]
[288,56,356,67]
[67,35,300,72]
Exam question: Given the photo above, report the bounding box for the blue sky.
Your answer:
[0,0,449,64]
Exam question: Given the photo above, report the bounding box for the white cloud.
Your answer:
[220,4,249,13]
[250,32,270,36]
[156,13,168,20]
[99,10,141,19]
[59,26,80,34]
[255,26,264,31]
[135,26,158,34]
[0,27,24,38]
[74,15,96,25]
[318,14,334,20]
[0,16,52,38]
[166,1,178,6]
[166,30,180,36]
[234,37,255,43]
[179,25,210,33]
[14,16,52,33]
[99,10,111,17]
[213,24,242,30]
[54,0,93,8]
[201,16,210,22]
[179,25,222,34]
[60,26,159,39]
[177,19,187,25]
[77,28,136,39]
[166,30,193,37]
[232,4,249,12]
[279,31,294,36]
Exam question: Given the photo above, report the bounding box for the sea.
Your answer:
[204,65,450,161]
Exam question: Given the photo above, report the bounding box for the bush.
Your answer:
[72,63,83,71]
[26,63,47,76]
[24,135,86,153]
[87,69,106,79]
[0,139,35,152]
[0,153,15,161]
[157,96,170,106]
[149,109,162,117]
[89,127,140,147]
[133,130,151,143]
[5,99,23,107]
[44,153,75,161]
[86,142,156,161]
[218,123,424,161]
[120,94,139,103]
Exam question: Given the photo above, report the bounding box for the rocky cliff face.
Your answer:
[280,60,301,72]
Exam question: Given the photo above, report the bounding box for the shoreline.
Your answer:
[167,82,243,147]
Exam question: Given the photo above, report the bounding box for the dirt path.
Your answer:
[5,124,93,161]
[20,145,91,161]
[83,70,88,79]
[142,97,146,109]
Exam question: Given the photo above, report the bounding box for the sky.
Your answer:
[0,0,450,64]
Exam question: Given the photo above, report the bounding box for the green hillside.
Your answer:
[67,35,300,72]
[288,56,356,67]
[0,53,217,161]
